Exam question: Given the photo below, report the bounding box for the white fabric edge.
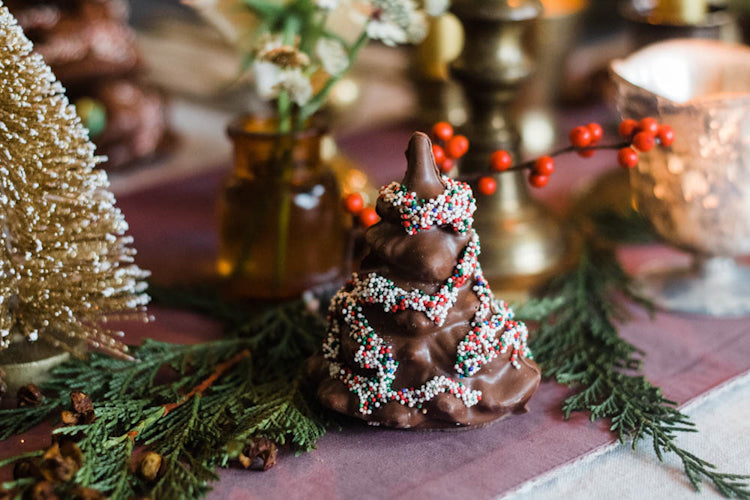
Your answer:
[495,369,750,500]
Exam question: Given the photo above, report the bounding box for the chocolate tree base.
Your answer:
[309,352,541,431]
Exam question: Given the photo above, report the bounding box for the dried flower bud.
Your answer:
[70,487,106,500]
[40,441,82,483]
[239,438,277,471]
[262,46,310,69]
[61,392,95,425]
[60,411,79,425]
[17,384,43,407]
[137,451,165,482]
[70,392,93,414]
[23,481,58,500]
[13,458,42,480]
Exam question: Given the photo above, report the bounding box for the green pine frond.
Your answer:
[0,297,329,500]
[520,244,750,499]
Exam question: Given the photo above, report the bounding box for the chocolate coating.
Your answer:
[314,132,541,430]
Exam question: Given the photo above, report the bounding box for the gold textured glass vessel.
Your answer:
[611,39,750,316]
[218,116,348,299]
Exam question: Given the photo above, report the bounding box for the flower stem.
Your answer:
[297,30,369,129]
[278,15,301,134]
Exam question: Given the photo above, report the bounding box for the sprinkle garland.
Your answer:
[379,176,476,235]
[322,229,533,415]
[347,233,480,326]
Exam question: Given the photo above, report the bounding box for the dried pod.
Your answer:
[23,481,58,500]
[70,487,105,500]
[239,438,277,471]
[137,451,165,482]
[60,392,95,425]
[58,440,83,469]
[70,392,93,415]
[13,458,42,480]
[60,410,79,425]
[17,384,43,407]
[40,442,82,483]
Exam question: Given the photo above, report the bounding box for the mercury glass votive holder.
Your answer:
[611,39,750,316]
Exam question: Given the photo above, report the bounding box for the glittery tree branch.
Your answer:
[0,5,149,357]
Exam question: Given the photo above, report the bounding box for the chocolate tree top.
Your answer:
[401,132,446,200]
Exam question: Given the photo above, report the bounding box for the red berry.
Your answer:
[657,125,675,147]
[577,148,596,158]
[569,126,592,148]
[619,119,638,138]
[359,207,379,228]
[439,158,454,173]
[343,193,364,215]
[432,121,454,142]
[587,122,603,143]
[445,135,469,159]
[432,144,446,165]
[633,131,655,152]
[617,147,638,169]
[490,150,512,172]
[477,176,497,195]
[638,117,659,135]
[528,173,549,188]
[534,156,555,176]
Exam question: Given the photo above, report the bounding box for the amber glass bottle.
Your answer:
[218,116,347,298]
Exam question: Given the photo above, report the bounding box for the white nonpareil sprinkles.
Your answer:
[323,228,533,415]
[379,176,476,235]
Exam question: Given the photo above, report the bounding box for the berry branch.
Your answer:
[340,118,674,218]
[428,118,674,193]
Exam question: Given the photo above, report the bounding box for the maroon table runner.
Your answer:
[2,122,749,500]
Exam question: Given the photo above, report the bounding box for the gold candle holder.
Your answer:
[450,0,572,292]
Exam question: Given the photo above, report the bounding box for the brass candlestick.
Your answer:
[450,0,571,291]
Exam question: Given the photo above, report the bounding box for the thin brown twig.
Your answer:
[125,348,251,441]
[163,349,251,415]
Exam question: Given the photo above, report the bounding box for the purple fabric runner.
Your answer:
[2,122,749,499]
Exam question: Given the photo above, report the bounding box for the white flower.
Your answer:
[278,69,313,105]
[254,33,284,58]
[314,0,340,9]
[316,38,349,75]
[424,0,449,17]
[252,61,313,105]
[252,60,284,100]
[406,10,428,43]
[363,0,429,46]
[366,19,408,46]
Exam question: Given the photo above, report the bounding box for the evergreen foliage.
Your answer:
[0,298,328,499]
[518,246,750,498]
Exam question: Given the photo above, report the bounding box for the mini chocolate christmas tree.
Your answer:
[314,132,541,429]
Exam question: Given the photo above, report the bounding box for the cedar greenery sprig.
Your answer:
[0,298,330,499]
[517,245,750,499]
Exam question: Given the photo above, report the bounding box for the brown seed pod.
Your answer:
[136,451,165,483]
[238,438,277,471]
[23,481,58,500]
[39,441,82,483]
[17,384,43,407]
